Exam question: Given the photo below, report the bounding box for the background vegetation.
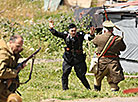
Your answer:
[0,0,138,102]
[0,0,94,59]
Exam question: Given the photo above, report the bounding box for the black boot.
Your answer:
[80,78,91,90]
[94,85,101,91]
[62,76,69,90]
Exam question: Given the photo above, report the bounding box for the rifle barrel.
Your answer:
[22,47,41,63]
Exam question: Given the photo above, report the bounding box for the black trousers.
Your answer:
[61,60,91,90]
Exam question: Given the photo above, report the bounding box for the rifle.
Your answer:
[15,47,41,71]
[103,5,109,21]
[7,47,41,95]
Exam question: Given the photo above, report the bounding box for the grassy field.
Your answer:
[17,61,138,102]
[1,0,138,102]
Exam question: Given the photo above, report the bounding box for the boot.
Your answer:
[94,85,101,91]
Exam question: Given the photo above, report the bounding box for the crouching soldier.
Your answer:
[0,35,25,102]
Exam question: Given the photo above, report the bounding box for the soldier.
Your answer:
[0,35,25,102]
[49,21,94,90]
[91,20,126,91]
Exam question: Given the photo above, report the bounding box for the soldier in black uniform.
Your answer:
[49,21,94,90]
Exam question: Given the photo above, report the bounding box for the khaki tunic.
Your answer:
[92,32,126,84]
[0,39,21,102]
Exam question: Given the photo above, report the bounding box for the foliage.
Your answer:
[0,0,96,60]
[0,11,95,60]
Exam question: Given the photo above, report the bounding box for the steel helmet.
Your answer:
[7,93,22,102]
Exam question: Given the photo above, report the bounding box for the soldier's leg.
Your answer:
[94,67,109,91]
[107,73,120,91]
[62,60,72,90]
[74,61,91,90]
[94,74,104,91]
[107,62,123,91]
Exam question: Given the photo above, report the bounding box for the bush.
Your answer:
[0,13,95,59]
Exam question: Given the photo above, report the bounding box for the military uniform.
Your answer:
[92,28,126,91]
[0,39,21,102]
[50,28,92,90]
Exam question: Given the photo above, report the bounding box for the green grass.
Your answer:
[18,61,138,102]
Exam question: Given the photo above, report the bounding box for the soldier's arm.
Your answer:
[49,28,66,39]
[49,20,65,39]
[84,26,96,41]
[119,38,126,51]
[92,35,99,47]
[0,50,17,79]
[84,33,95,41]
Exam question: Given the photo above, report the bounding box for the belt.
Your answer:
[65,47,83,54]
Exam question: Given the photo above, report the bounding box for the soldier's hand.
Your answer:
[49,20,54,29]
[22,63,27,69]
[17,63,27,72]
[90,26,96,35]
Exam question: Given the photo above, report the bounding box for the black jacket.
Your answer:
[49,28,92,64]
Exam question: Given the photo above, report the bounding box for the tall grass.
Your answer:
[18,61,138,102]
[0,0,43,22]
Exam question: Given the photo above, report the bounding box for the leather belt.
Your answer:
[65,47,83,54]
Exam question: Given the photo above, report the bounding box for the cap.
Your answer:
[68,23,76,29]
[102,20,114,28]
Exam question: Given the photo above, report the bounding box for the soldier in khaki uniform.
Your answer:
[0,35,25,102]
[92,20,126,91]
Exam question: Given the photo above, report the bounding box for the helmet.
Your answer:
[7,93,22,102]
[102,20,114,28]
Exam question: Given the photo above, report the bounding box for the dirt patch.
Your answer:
[40,97,138,102]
